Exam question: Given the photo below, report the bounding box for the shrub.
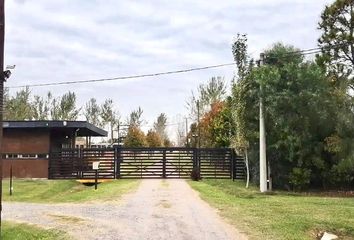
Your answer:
[191,168,201,181]
[289,167,311,191]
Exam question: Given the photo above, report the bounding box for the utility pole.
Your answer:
[0,0,5,233]
[259,53,268,193]
[197,100,201,148]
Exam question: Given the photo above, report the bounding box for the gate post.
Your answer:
[231,149,236,181]
[115,147,121,179]
[162,150,166,178]
[193,148,200,169]
[192,149,196,169]
[192,148,201,179]
[77,148,83,179]
[48,151,53,179]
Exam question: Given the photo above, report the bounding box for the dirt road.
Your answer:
[3,179,247,240]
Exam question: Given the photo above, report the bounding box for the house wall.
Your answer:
[2,159,49,178]
[2,129,50,153]
[2,129,50,178]
[50,129,74,152]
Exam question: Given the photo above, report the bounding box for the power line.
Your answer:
[7,42,350,89]
[8,63,236,89]
[141,121,186,129]
[264,50,323,62]
[264,42,348,60]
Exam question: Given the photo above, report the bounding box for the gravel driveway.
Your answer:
[3,179,247,240]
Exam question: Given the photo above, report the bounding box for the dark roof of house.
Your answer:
[3,121,107,137]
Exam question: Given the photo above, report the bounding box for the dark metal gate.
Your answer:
[116,148,195,179]
[50,148,115,179]
[49,147,245,180]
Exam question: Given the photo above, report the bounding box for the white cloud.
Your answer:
[4,0,333,141]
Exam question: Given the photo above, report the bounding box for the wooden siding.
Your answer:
[2,129,50,153]
[2,159,49,178]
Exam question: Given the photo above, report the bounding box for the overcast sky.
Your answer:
[4,0,333,138]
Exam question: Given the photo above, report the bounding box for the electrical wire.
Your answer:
[264,42,348,60]
[8,63,236,89]
[7,42,350,89]
[141,121,186,129]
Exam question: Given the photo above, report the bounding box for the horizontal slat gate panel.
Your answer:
[49,148,115,179]
[234,156,246,180]
[49,150,81,179]
[119,149,164,178]
[199,149,232,179]
[164,149,194,178]
[49,147,244,180]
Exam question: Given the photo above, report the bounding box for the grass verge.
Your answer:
[2,221,70,240]
[188,179,354,240]
[3,179,140,203]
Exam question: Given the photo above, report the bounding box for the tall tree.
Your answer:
[51,91,80,120]
[231,33,255,187]
[128,107,144,127]
[32,92,52,120]
[187,123,198,148]
[153,113,170,146]
[4,87,34,120]
[84,98,102,127]
[187,76,227,120]
[101,99,119,143]
[209,99,234,148]
[146,129,163,147]
[163,138,173,147]
[198,101,224,147]
[241,43,345,190]
[175,114,187,147]
[318,0,354,89]
[124,126,147,147]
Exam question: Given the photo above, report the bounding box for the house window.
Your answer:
[37,154,49,159]
[3,153,49,159]
[21,154,37,159]
[62,143,72,148]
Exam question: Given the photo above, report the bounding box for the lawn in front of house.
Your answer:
[2,179,140,203]
[2,221,70,240]
[189,179,354,240]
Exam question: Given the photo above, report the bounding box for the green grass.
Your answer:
[188,179,354,240]
[3,179,140,203]
[2,221,70,240]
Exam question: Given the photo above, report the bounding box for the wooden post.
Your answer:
[193,149,197,169]
[197,100,201,148]
[162,150,166,178]
[115,147,121,179]
[9,164,12,195]
[0,0,5,233]
[231,150,235,180]
[95,169,98,190]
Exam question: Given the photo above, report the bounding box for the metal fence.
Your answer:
[49,147,245,180]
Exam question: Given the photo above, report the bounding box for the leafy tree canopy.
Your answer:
[318,0,354,89]
[124,126,147,147]
[146,130,163,147]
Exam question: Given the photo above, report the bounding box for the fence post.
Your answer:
[48,151,52,179]
[78,148,83,179]
[231,149,236,181]
[115,147,121,179]
[192,149,197,169]
[193,148,200,172]
[197,149,201,172]
[162,150,166,178]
